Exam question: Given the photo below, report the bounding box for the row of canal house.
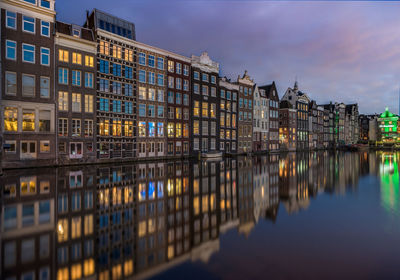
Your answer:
[1,1,361,169]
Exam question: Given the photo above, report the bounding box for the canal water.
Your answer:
[1,151,400,280]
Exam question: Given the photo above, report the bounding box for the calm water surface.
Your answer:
[2,151,400,280]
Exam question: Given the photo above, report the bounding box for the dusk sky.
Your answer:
[57,0,400,114]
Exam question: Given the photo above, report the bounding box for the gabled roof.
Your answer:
[259,81,279,100]
[280,100,293,109]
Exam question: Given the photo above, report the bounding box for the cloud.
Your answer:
[57,0,400,114]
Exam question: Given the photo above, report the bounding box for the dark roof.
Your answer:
[280,100,293,109]
[56,21,95,42]
[259,81,279,100]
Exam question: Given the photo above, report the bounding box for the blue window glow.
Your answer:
[112,63,121,77]
[148,72,155,84]
[72,70,81,86]
[24,0,36,4]
[125,84,133,96]
[148,55,155,67]
[23,44,35,63]
[40,0,50,8]
[226,91,231,100]
[139,53,146,65]
[23,16,35,33]
[100,79,109,92]
[168,91,174,103]
[85,73,94,88]
[176,93,182,104]
[41,21,50,36]
[148,182,155,199]
[125,101,133,114]
[112,100,121,113]
[99,98,109,111]
[58,68,68,84]
[157,74,164,86]
[193,71,200,80]
[139,70,146,83]
[148,122,155,137]
[112,82,121,94]
[6,11,16,29]
[99,60,109,74]
[125,66,133,79]
[157,57,164,70]
[139,104,146,117]
[158,182,164,198]
[41,47,50,65]
[6,40,16,60]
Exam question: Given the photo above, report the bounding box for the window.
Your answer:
[149,122,156,137]
[125,49,133,62]
[149,72,155,84]
[202,102,208,117]
[194,101,200,117]
[176,92,182,104]
[22,204,35,227]
[40,47,50,66]
[184,80,189,91]
[23,44,35,63]
[84,120,93,137]
[139,53,146,65]
[211,103,216,118]
[6,40,17,61]
[5,72,17,96]
[139,104,146,117]
[194,71,200,80]
[99,60,109,73]
[22,74,35,96]
[39,200,51,223]
[58,68,68,84]
[147,105,155,117]
[39,110,51,132]
[99,79,109,92]
[59,49,69,62]
[112,82,122,94]
[183,65,189,76]
[148,55,155,67]
[139,70,146,83]
[139,122,146,137]
[58,91,68,111]
[41,20,50,37]
[202,73,209,82]
[193,83,200,94]
[112,45,122,59]
[59,118,68,136]
[184,108,189,120]
[125,101,133,114]
[72,52,82,64]
[148,88,156,101]
[72,71,81,86]
[72,119,81,136]
[4,141,16,154]
[202,85,208,95]
[4,107,18,132]
[168,60,174,72]
[211,87,216,97]
[193,120,199,135]
[23,16,35,33]
[4,241,16,267]
[72,93,81,112]
[125,84,133,96]
[202,121,208,135]
[85,95,93,113]
[139,87,146,100]
[41,0,51,8]
[4,206,17,230]
[176,78,182,90]
[158,89,164,102]
[39,76,50,98]
[125,66,133,79]
[158,74,164,86]
[158,106,164,118]
[168,91,174,103]
[21,239,35,263]
[211,75,216,84]
[85,72,94,88]
[176,108,182,119]
[168,123,174,137]
[112,63,122,76]
[85,55,94,67]
[99,41,110,55]
[6,11,17,29]
[157,57,164,69]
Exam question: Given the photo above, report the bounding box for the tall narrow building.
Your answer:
[1,0,56,168]
[190,52,220,156]
[55,21,97,164]
[85,9,136,160]
[237,71,254,154]
[259,82,280,152]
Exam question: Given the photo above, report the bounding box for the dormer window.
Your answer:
[72,28,80,37]
[40,0,50,8]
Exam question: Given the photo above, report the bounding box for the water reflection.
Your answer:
[1,151,399,280]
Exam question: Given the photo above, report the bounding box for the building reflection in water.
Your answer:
[0,151,392,280]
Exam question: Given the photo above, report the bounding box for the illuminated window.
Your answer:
[139,86,146,100]
[210,103,216,118]
[139,121,146,137]
[176,123,182,138]
[4,107,18,132]
[168,60,174,72]
[158,122,164,137]
[183,123,189,138]
[22,109,35,131]
[72,52,82,64]
[71,217,81,239]
[194,101,200,117]
[124,260,133,276]
[193,120,199,135]
[99,41,110,55]
[84,258,95,276]
[84,215,93,235]
[71,264,82,280]
[112,45,122,59]
[124,120,133,137]
[85,55,94,67]
[125,49,133,62]
[138,221,146,237]
[59,49,69,62]
[168,123,175,138]
[57,268,69,280]
[57,219,68,242]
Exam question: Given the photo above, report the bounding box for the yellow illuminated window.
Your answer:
[168,60,174,72]
[4,107,18,131]
[193,101,200,117]
[71,264,82,280]
[85,95,93,113]
[84,214,93,235]
[57,268,69,280]
[85,55,94,67]
[72,52,82,64]
[202,102,208,117]
[99,271,109,280]
[113,45,122,59]
[59,91,68,111]
[22,109,35,131]
[176,123,182,138]
[138,221,146,237]
[210,103,216,118]
[176,108,182,119]
[21,177,36,195]
[183,123,189,138]
[193,120,199,135]
[202,195,208,213]
[100,41,109,55]
[112,264,122,280]
[167,179,174,196]
[124,260,133,276]
[84,258,95,276]
[194,179,199,194]
[59,49,69,62]
[112,120,122,137]
[124,120,133,137]
[124,186,133,203]
[71,217,81,239]
[125,49,133,62]
[148,218,155,233]
[168,123,174,138]
[57,219,68,242]
[100,119,109,136]
[194,196,199,215]
[168,245,174,259]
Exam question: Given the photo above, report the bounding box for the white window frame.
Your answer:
[40,76,50,98]
[23,15,36,34]
[70,142,83,159]
[40,47,50,66]
[41,20,50,37]
[20,141,37,159]
[6,40,17,61]
[22,43,35,63]
[5,71,17,96]
[6,11,17,29]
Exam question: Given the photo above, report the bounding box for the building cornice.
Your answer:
[55,32,97,53]
[1,0,56,21]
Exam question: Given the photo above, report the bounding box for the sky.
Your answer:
[57,0,400,114]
